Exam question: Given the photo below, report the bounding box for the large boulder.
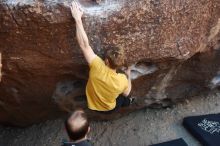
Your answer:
[0,0,220,126]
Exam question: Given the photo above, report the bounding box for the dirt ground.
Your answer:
[0,89,220,146]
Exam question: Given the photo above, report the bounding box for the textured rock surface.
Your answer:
[0,0,220,126]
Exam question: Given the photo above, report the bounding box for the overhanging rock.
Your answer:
[0,0,220,126]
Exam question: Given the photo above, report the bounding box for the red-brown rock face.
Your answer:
[0,0,220,126]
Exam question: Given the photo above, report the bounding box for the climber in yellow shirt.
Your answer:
[70,1,134,112]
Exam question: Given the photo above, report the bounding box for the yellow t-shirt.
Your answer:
[86,56,128,111]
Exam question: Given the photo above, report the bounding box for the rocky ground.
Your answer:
[0,89,220,146]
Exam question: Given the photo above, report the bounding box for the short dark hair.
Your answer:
[105,45,125,69]
[65,110,89,141]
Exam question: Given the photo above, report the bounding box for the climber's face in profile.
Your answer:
[104,45,125,70]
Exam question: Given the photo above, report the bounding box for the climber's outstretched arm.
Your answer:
[70,1,96,64]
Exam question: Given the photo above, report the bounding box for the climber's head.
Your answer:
[65,109,90,141]
[104,45,125,70]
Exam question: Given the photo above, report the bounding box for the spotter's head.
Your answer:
[65,109,90,141]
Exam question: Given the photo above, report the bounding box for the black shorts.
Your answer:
[97,95,130,114]
[115,95,131,109]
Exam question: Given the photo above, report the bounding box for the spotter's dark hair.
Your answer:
[65,110,89,141]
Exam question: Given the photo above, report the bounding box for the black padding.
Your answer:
[183,113,220,146]
[150,138,188,146]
